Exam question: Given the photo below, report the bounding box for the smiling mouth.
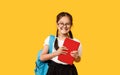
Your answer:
[60,27,68,30]
[61,29,68,31]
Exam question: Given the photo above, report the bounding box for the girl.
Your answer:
[40,12,82,75]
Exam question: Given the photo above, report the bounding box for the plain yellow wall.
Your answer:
[0,0,120,75]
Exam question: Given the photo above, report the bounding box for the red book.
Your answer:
[58,38,80,65]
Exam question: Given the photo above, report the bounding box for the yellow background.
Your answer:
[0,0,120,75]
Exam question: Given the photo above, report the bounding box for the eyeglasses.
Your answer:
[58,22,71,27]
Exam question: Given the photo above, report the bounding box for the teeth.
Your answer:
[60,28,68,31]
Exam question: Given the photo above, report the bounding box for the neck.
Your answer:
[58,33,69,40]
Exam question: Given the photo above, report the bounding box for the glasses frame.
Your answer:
[58,22,71,27]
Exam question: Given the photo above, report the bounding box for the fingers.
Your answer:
[61,46,68,50]
[70,51,79,58]
[60,46,68,55]
[71,51,78,54]
[56,46,68,55]
[61,51,68,55]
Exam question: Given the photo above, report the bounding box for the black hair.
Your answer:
[54,12,73,50]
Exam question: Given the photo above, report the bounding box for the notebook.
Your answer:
[58,38,80,65]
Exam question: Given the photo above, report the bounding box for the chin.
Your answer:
[61,31,69,34]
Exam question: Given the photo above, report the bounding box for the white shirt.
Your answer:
[43,35,82,65]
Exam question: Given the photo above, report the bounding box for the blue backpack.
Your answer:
[34,35,55,75]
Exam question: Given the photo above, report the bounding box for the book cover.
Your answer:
[58,38,80,65]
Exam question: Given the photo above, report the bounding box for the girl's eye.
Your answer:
[58,23,71,27]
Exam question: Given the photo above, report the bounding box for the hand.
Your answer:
[55,46,68,56]
[70,51,79,59]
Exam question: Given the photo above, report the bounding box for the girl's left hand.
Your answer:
[70,50,79,59]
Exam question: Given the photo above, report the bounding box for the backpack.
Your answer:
[34,35,55,75]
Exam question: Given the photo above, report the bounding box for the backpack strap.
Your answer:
[34,35,55,75]
[48,35,55,53]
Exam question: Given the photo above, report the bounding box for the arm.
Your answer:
[74,56,81,62]
[40,45,68,61]
[70,51,81,62]
[74,41,82,62]
[40,45,58,61]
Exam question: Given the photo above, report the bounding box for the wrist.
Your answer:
[74,56,81,62]
[75,55,79,60]
[53,51,59,56]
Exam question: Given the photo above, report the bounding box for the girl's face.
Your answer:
[57,16,72,35]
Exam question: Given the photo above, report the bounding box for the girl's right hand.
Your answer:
[55,46,68,56]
